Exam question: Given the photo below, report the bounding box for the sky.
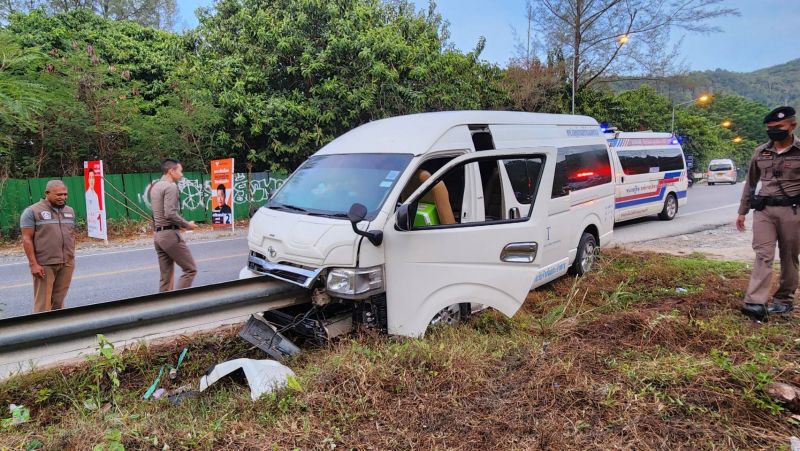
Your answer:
[174,0,800,73]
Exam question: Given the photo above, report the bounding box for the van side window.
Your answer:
[504,159,543,204]
[552,145,612,198]
[409,155,543,228]
[617,148,684,175]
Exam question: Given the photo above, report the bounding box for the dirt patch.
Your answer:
[623,217,755,262]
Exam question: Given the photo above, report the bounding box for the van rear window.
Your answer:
[709,164,733,171]
[616,147,685,175]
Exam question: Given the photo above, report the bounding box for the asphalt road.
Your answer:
[0,236,251,319]
[0,182,743,319]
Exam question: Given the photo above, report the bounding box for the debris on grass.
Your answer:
[199,358,296,402]
[0,250,797,449]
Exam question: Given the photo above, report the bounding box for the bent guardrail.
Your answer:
[0,277,305,380]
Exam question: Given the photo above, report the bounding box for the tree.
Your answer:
[527,0,737,111]
[0,30,45,178]
[189,0,509,171]
[1,0,177,29]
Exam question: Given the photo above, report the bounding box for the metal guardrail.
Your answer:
[0,277,306,380]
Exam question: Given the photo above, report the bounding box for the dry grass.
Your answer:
[1,249,799,450]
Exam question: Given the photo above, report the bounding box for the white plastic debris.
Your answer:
[198,358,295,401]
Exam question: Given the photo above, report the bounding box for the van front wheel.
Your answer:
[569,232,597,276]
[659,193,678,220]
[429,303,471,328]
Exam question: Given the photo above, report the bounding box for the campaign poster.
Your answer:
[210,158,234,229]
[83,160,108,240]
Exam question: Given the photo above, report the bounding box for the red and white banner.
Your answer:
[83,160,107,240]
[210,158,234,229]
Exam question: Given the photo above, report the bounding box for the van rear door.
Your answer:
[382,147,555,337]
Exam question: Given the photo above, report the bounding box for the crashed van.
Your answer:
[240,111,615,338]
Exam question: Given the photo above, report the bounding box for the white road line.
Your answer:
[0,236,247,268]
[679,203,740,218]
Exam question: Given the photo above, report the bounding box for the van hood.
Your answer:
[248,208,360,268]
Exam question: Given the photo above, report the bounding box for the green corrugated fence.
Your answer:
[0,171,287,232]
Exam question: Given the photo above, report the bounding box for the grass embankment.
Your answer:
[1,250,799,449]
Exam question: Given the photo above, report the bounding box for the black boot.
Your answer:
[741,303,768,322]
[767,303,794,314]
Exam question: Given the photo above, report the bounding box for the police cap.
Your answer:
[763,106,796,124]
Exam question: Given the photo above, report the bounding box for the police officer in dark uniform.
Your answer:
[736,106,800,321]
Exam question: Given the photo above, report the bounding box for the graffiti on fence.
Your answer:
[136,173,285,212]
[232,173,284,204]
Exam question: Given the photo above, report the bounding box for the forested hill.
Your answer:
[612,59,800,107]
[688,59,800,107]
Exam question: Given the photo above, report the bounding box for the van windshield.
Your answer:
[268,153,414,218]
[709,164,733,171]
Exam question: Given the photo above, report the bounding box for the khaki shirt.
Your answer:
[150,175,191,228]
[738,135,800,215]
[20,199,76,265]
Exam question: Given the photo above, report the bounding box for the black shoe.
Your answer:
[741,303,768,322]
[768,303,794,314]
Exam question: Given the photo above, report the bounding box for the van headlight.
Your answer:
[326,266,384,298]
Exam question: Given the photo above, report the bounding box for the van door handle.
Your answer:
[621,176,624,183]
[500,242,538,263]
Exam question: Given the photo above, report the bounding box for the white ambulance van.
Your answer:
[240,111,615,337]
[607,132,689,222]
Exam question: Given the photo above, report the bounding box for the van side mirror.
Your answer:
[396,204,411,231]
[347,203,383,246]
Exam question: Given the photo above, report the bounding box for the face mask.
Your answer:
[767,128,790,141]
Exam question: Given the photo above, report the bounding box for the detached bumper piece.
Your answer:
[239,314,301,360]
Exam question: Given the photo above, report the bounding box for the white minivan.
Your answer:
[240,111,615,337]
[707,158,737,185]
[607,132,689,222]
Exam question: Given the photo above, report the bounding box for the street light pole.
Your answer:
[571,53,576,114]
[671,94,711,135]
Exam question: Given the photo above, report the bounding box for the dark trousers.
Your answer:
[154,230,197,292]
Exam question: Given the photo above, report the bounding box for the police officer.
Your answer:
[20,180,76,313]
[151,158,197,292]
[736,106,800,321]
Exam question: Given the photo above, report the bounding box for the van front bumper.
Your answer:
[245,251,324,288]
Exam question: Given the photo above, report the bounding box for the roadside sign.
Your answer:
[84,160,108,240]
[210,158,235,230]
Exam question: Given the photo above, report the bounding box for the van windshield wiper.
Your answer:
[308,212,349,218]
[268,203,308,213]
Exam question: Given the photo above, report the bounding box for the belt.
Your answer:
[762,197,800,207]
[155,225,180,232]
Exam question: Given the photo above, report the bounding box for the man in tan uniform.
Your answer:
[736,106,800,321]
[151,158,197,292]
[20,180,76,313]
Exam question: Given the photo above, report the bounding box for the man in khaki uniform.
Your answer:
[736,106,800,321]
[151,158,197,292]
[20,180,76,313]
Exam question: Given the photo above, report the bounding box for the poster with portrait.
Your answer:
[210,158,234,229]
[83,160,108,240]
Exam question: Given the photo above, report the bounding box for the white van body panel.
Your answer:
[608,132,688,222]
[383,147,554,336]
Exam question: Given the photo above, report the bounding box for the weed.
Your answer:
[83,334,126,411]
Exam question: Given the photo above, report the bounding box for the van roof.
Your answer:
[315,110,598,156]
[709,159,734,163]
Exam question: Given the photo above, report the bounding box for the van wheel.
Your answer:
[659,193,678,220]
[569,232,597,276]
[429,303,471,327]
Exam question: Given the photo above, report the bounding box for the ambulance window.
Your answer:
[657,148,685,171]
[552,145,612,198]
